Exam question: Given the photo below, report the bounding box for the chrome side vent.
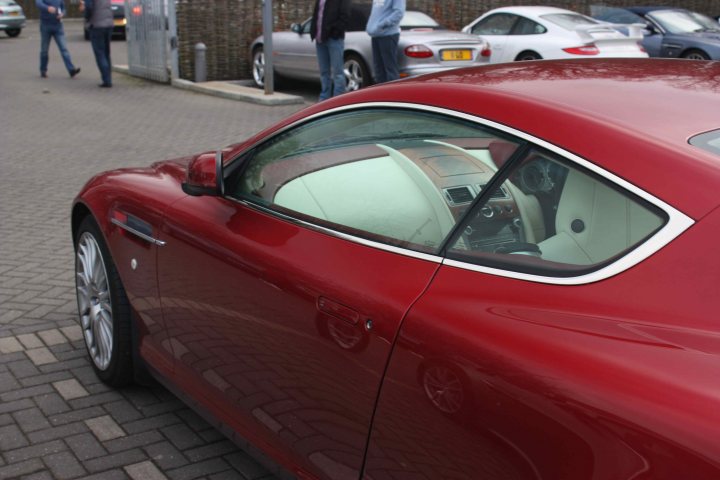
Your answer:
[444,186,475,206]
[477,184,509,199]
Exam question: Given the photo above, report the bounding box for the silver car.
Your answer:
[250,9,491,90]
[0,0,25,37]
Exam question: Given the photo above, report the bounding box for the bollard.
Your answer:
[194,43,207,83]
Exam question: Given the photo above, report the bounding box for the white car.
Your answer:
[462,6,647,63]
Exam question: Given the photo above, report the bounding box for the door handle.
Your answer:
[317,297,360,325]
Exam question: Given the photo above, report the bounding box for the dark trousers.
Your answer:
[371,33,400,84]
[89,27,112,86]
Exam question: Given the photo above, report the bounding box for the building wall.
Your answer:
[175,0,719,82]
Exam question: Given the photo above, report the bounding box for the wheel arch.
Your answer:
[680,47,710,59]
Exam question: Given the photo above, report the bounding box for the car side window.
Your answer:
[512,17,547,35]
[225,109,522,255]
[471,13,518,35]
[446,145,667,277]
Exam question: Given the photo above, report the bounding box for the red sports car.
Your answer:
[72,59,720,479]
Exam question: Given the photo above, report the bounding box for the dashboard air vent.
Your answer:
[444,186,475,205]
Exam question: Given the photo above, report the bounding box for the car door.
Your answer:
[362,141,712,479]
[274,19,318,79]
[155,106,504,479]
[469,13,519,63]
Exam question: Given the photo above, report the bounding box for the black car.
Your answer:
[592,6,720,60]
[84,0,126,40]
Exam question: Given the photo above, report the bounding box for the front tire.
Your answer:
[75,216,134,387]
[5,28,21,37]
[344,53,370,91]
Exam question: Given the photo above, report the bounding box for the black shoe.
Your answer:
[98,83,112,88]
[70,67,81,78]
[40,72,47,78]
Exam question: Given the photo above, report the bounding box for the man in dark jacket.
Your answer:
[310,0,349,100]
[36,0,80,78]
[81,0,113,87]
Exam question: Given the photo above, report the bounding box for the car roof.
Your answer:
[626,6,687,15]
[313,59,720,217]
[484,6,580,19]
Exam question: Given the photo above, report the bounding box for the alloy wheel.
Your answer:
[76,232,114,371]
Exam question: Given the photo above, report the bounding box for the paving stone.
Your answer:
[19,470,54,480]
[0,398,35,415]
[166,458,232,480]
[144,442,189,470]
[161,423,206,451]
[4,439,67,464]
[85,415,126,442]
[25,347,59,366]
[83,448,148,473]
[0,372,21,393]
[0,458,44,480]
[124,413,182,435]
[27,422,88,443]
[7,359,41,379]
[49,406,106,426]
[34,392,72,416]
[0,424,29,450]
[105,431,164,454]
[60,325,84,342]
[0,336,23,354]
[185,440,238,463]
[1,384,54,402]
[44,451,87,479]
[66,433,108,461]
[103,400,144,423]
[16,333,43,350]
[124,461,168,480]
[72,470,129,480]
[13,407,52,433]
[53,378,90,400]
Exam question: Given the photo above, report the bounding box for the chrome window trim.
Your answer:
[110,218,167,247]
[228,197,444,264]
[228,101,694,284]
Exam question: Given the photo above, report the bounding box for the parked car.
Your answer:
[84,0,126,40]
[72,58,720,480]
[250,6,490,90]
[462,6,647,62]
[0,0,25,37]
[593,6,720,60]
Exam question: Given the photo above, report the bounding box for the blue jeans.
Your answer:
[316,38,345,101]
[39,23,76,74]
[371,34,400,84]
[89,27,113,86]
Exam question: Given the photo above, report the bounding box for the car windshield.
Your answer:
[590,7,644,24]
[400,11,440,29]
[649,10,720,33]
[0,0,18,5]
[541,13,600,30]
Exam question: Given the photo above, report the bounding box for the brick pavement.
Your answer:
[0,19,309,480]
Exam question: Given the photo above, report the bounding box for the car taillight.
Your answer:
[637,42,646,53]
[562,45,600,55]
[0,9,4,14]
[404,45,433,59]
[481,47,491,57]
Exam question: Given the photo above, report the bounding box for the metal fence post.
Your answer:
[194,42,207,83]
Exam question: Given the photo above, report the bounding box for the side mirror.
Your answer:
[291,23,302,34]
[643,22,657,35]
[182,150,224,197]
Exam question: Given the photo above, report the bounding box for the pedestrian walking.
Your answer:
[81,0,113,87]
[310,0,350,100]
[366,0,405,83]
[36,0,81,78]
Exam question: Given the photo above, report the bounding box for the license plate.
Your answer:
[441,49,472,61]
[113,18,124,26]
[9,11,19,16]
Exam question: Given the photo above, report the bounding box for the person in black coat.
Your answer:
[310,0,350,100]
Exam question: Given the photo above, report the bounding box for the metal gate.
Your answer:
[125,0,177,83]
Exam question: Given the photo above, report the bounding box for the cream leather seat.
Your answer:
[538,169,663,265]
